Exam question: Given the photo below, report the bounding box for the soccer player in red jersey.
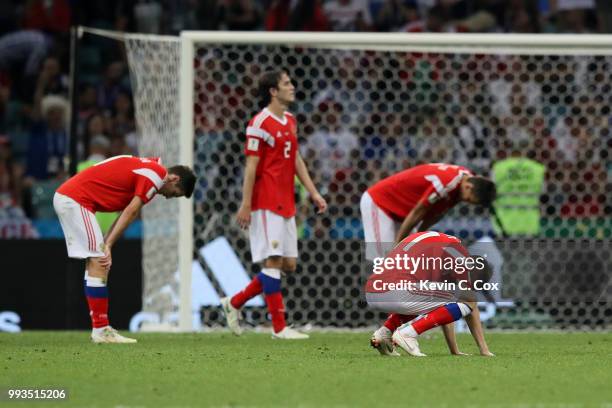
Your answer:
[360,162,496,354]
[54,155,196,343]
[365,231,494,357]
[221,69,327,339]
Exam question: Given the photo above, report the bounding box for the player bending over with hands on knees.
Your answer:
[361,163,496,349]
[54,155,196,343]
[365,231,494,357]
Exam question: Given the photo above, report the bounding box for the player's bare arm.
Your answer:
[237,155,260,229]
[394,202,428,244]
[441,323,469,356]
[100,196,144,269]
[464,301,495,356]
[295,152,327,214]
[418,209,448,232]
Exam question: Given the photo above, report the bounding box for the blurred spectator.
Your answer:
[266,0,329,31]
[0,30,51,100]
[38,55,68,97]
[290,0,329,30]
[223,0,263,30]
[134,0,164,33]
[402,4,450,31]
[97,61,126,111]
[375,0,418,31]
[110,89,135,139]
[77,83,99,139]
[23,0,71,34]
[78,135,110,171]
[324,0,373,31]
[553,0,596,32]
[82,113,109,159]
[0,135,23,207]
[25,64,68,181]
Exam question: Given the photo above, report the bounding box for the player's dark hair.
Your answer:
[471,256,493,284]
[468,177,496,207]
[258,69,288,106]
[168,165,196,198]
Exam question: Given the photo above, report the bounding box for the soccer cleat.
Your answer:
[370,327,400,357]
[220,297,243,336]
[271,326,309,340]
[392,330,426,357]
[91,326,137,344]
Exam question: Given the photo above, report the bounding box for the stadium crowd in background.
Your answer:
[0,0,611,238]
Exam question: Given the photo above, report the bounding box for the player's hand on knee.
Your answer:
[99,246,112,270]
[236,204,251,229]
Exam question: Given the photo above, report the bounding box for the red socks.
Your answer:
[411,304,464,335]
[264,292,286,333]
[383,313,415,332]
[86,297,109,328]
[231,276,263,309]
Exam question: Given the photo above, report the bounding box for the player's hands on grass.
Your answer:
[236,202,251,229]
[312,193,327,214]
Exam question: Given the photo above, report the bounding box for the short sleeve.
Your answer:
[244,125,269,157]
[133,163,166,204]
[418,185,439,207]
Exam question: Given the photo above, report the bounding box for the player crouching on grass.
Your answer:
[54,156,196,343]
[365,231,495,357]
[360,163,496,353]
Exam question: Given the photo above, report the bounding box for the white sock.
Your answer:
[261,268,281,279]
[376,326,392,337]
[398,322,418,337]
[92,326,110,334]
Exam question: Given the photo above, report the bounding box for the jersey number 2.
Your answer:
[283,141,291,159]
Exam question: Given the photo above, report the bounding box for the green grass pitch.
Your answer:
[1,331,611,407]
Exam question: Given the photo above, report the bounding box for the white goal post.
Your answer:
[81,27,612,331]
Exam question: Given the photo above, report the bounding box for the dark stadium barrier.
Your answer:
[0,240,142,331]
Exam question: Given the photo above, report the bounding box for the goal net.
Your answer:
[117,31,612,330]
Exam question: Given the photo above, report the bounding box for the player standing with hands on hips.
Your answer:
[221,69,327,339]
[54,156,196,343]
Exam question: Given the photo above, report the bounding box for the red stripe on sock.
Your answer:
[264,292,286,333]
[411,306,455,335]
[383,313,416,331]
[231,276,263,309]
[87,296,109,329]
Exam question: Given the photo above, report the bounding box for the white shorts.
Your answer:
[249,209,297,263]
[360,192,400,261]
[366,291,451,316]
[53,192,105,259]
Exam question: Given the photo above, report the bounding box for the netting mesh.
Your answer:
[125,37,612,329]
[124,38,182,320]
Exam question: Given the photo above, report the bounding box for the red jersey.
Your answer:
[365,231,470,296]
[367,163,473,221]
[244,108,298,218]
[57,155,167,213]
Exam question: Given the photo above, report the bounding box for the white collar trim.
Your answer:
[264,108,287,125]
